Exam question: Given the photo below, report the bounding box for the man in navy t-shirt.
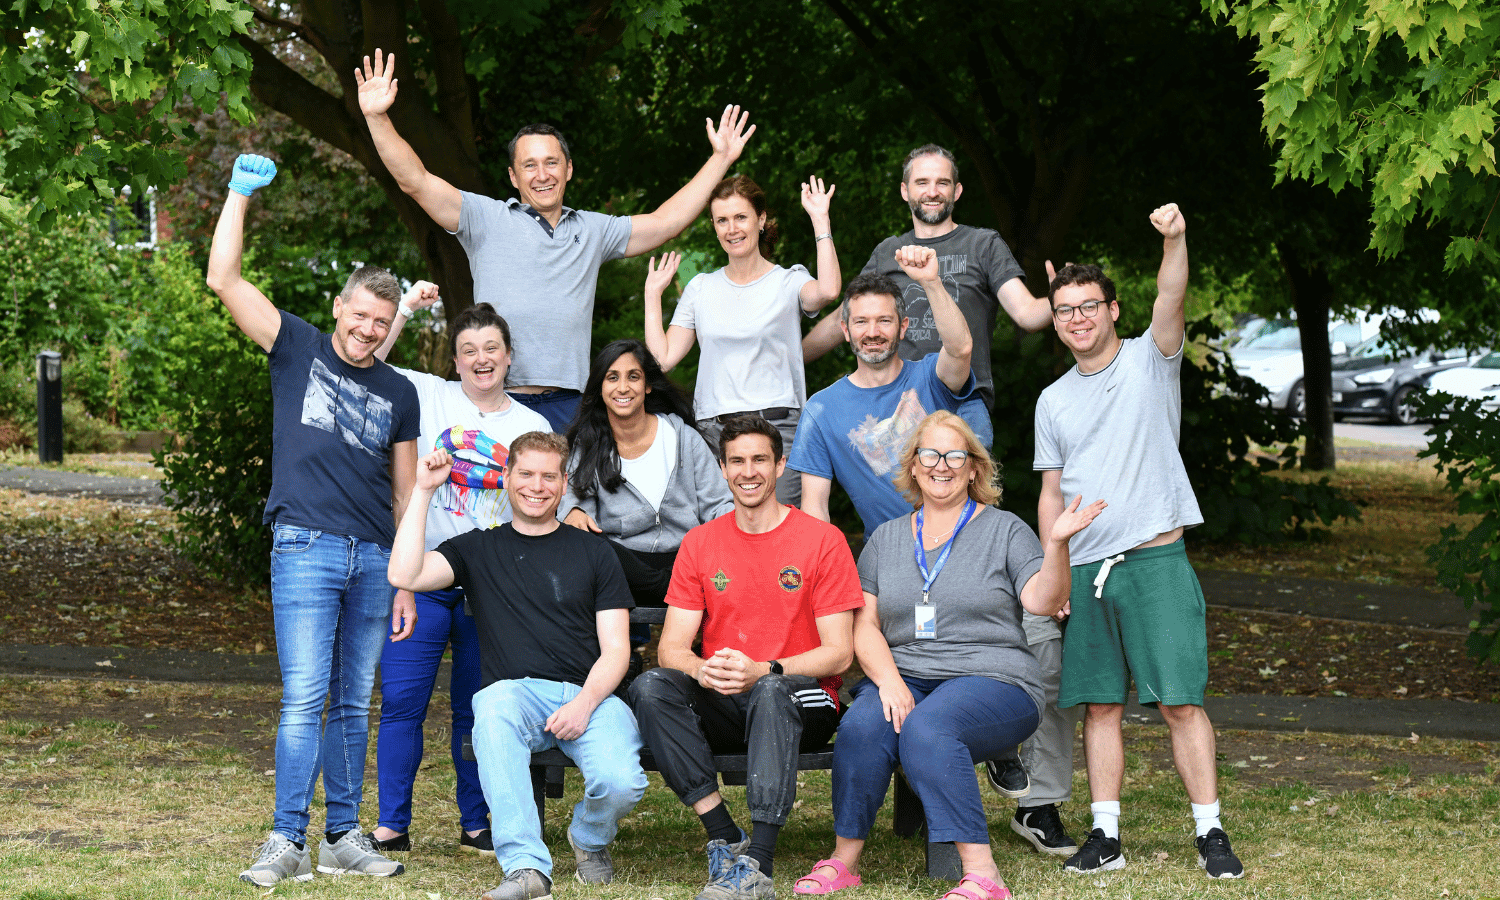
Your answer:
[207,154,421,887]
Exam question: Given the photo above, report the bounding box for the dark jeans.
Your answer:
[628,668,838,825]
[511,389,582,433]
[833,674,1039,844]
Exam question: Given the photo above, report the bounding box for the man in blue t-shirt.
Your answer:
[207,155,421,887]
[789,247,975,538]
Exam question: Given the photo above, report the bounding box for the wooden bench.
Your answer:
[466,606,963,879]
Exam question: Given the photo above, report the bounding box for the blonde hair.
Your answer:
[892,411,1001,508]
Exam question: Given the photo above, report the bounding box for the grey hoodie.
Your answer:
[557,413,734,553]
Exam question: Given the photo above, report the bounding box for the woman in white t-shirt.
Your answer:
[643,174,842,506]
[370,292,549,856]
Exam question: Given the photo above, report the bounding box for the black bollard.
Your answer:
[36,350,62,463]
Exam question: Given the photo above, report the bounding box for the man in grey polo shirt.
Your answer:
[357,48,755,430]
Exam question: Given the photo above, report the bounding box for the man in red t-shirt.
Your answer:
[630,415,862,900]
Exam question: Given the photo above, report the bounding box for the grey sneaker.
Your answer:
[696,855,776,900]
[315,827,405,877]
[239,832,312,886]
[705,830,751,880]
[482,867,554,900]
[568,829,614,884]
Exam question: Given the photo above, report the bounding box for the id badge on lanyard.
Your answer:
[912,498,976,640]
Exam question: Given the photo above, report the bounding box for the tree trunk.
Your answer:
[1278,241,1336,470]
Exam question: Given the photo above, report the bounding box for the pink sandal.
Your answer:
[940,873,1013,900]
[794,858,863,895]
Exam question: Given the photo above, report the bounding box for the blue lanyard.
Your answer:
[914,497,976,605]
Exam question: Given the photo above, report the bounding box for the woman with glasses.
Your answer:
[642,174,841,506]
[794,410,1103,900]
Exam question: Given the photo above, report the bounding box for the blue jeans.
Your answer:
[833,674,1039,844]
[511,389,582,433]
[471,678,647,879]
[269,524,395,843]
[376,588,489,834]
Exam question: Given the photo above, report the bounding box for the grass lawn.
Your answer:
[1,680,1497,900]
[1189,458,1477,589]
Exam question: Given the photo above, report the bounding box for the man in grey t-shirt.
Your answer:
[802,143,1054,446]
[1033,204,1244,880]
[356,48,755,431]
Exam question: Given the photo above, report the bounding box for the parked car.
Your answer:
[1425,351,1500,415]
[1329,337,1482,424]
[1231,315,1383,416]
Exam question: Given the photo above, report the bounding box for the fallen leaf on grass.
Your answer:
[1155,851,1169,861]
[1409,732,1420,743]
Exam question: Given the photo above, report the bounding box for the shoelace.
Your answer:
[1200,832,1232,854]
[250,836,288,861]
[718,858,756,889]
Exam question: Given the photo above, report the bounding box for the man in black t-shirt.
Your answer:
[390,431,646,900]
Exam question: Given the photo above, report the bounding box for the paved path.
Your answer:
[0,466,164,505]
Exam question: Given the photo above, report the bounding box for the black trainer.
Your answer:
[983,758,1031,799]
[1195,828,1244,879]
[370,832,410,853]
[1063,828,1125,874]
[1010,804,1078,856]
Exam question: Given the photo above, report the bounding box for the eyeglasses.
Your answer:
[1052,299,1110,322]
[915,448,969,468]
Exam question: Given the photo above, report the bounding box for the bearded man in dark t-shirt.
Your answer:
[389,431,646,900]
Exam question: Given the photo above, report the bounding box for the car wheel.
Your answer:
[1391,385,1419,425]
[1288,380,1306,418]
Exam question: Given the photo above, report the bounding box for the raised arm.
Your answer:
[895,245,972,392]
[802,308,845,364]
[625,105,755,257]
[1149,203,1189,357]
[642,251,697,371]
[798,177,842,312]
[389,449,458,593]
[1020,494,1106,617]
[205,155,283,352]
[357,50,463,233]
[996,276,1054,333]
[376,280,440,362]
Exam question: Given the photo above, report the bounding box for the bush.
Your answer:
[1417,391,1500,666]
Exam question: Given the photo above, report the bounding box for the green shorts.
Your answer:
[1058,539,1207,709]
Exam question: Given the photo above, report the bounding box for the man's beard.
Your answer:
[909,196,954,226]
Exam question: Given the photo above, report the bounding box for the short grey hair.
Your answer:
[901,144,959,183]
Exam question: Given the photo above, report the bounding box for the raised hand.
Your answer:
[402,280,440,312]
[800,176,836,222]
[416,448,454,492]
[1150,202,1186,239]
[704,104,755,163]
[355,49,399,118]
[645,252,681,298]
[228,154,277,197]
[1051,494,1107,545]
[894,244,939,283]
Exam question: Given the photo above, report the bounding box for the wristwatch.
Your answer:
[768,660,784,676]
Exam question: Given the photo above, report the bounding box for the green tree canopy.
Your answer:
[1206,0,1500,279]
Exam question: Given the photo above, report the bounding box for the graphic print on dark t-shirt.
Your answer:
[300,357,395,458]
[898,253,967,348]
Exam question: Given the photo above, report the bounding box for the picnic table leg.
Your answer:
[894,768,962,881]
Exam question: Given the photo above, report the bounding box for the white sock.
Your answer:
[1090,801,1121,839]
[1192,800,1222,837]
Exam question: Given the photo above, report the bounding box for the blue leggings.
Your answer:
[833,674,1039,844]
[375,588,490,833]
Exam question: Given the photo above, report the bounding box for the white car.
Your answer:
[1231,316,1384,415]
[1425,351,1500,413]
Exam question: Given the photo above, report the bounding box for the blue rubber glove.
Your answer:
[228,154,277,197]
